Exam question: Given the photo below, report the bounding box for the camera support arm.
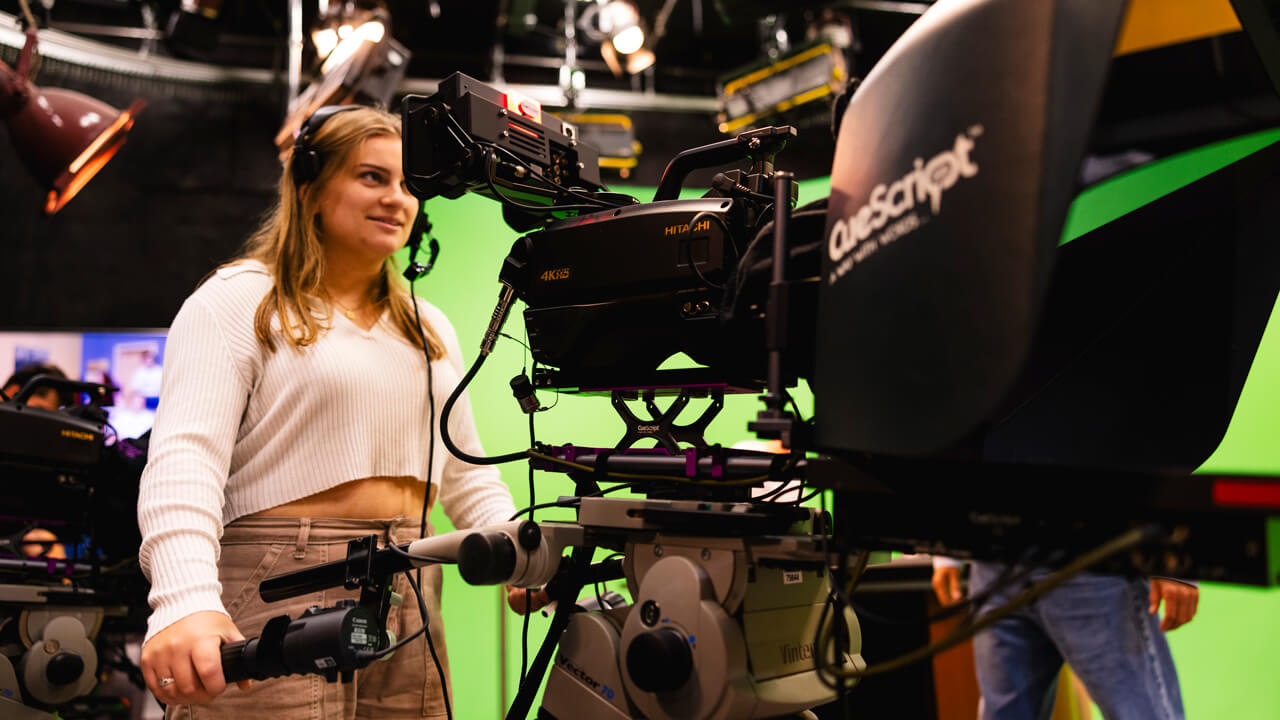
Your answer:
[748,171,803,449]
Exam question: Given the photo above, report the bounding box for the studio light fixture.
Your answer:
[311,1,387,66]
[584,0,655,76]
[312,24,339,60]
[321,10,387,74]
[561,112,641,179]
[716,40,846,134]
[277,1,407,153]
[600,0,644,54]
[0,6,145,215]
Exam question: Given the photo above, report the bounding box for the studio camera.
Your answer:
[400,0,1280,582]
[1,374,150,719]
[402,72,823,396]
[226,1,1280,719]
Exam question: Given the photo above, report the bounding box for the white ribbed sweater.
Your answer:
[136,261,515,643]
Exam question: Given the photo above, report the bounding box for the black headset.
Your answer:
[290,104,362,186]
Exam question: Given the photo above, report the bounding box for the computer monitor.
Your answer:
[1,328,169,441]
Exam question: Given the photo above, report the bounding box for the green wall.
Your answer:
[406,136,1279,718]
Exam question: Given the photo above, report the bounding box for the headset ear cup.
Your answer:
[290,105,360,186]
[292,149,320,186]
[291,128,313,186]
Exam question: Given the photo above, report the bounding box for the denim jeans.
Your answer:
[969,562,1184,720]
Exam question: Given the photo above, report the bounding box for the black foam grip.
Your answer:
[457,531,517,585]
[221,640,248,684]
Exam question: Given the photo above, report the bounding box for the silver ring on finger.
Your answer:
[158,676,176,688]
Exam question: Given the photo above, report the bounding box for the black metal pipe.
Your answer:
[766,171,794,410]
[258,543,418,604]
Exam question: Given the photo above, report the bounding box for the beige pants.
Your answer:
[166,516,451,720]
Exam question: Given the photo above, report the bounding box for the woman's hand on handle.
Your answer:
[506,585,552,615]
[141,610,252,705]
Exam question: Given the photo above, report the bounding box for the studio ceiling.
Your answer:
[1,0,924,100]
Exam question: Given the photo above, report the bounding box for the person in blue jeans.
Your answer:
[932,558,1199,720]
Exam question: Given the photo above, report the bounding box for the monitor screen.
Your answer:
[1,328,169,441]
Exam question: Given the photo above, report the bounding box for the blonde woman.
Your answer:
[137,106,517,718]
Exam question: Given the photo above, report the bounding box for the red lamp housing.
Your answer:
[1,28,145,215]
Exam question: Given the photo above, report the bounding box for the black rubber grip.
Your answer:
[221,639,248,684]
[457,531,517,585]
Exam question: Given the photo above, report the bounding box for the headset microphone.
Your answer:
[404,213,440,281]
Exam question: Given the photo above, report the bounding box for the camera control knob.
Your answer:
[625,628,693,693]
[457,531,517,585]
[640,600,661,626]
[516,520,542,550]
[45,652,84,685]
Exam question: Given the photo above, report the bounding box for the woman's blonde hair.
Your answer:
[230,106,444,359]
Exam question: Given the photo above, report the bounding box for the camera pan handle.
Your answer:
[652,125,796,202]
